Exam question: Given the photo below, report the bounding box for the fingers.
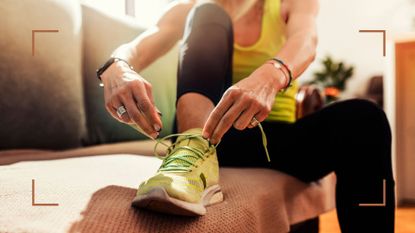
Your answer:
[111,97,132,123]
[202,88,239,140]
[254,103,271,122]
[203,86,273,143]
[131,80,162,132]
[233,96,271,130]
[246,105,271,129]
[103,70,162,139]
[209,99,247,144]
[233,105,258,130]
[105,90,131,123]
[119,91,158,139]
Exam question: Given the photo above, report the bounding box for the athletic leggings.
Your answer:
[176,3,395,232]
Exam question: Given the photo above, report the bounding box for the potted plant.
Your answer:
[308,56,354,103]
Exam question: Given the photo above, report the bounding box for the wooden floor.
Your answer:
[319,205,415,233]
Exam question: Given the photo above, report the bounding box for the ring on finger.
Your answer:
[250,116,260,127]
[116,105,127,118]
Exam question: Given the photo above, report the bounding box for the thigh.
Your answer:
[217,102,348,183]
[217,120,312,174]
[216,121,287,168]
[217,121,335,183]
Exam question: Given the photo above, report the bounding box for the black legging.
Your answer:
[177,3,395,232]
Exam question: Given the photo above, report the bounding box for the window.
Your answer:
[81,0,171,27]
[135,0,171,26]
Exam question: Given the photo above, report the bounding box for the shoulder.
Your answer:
[157,0,195,27]
[280,0,318,23]
[161,0,195,17]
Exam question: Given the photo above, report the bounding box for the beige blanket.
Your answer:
[0,143,335,233]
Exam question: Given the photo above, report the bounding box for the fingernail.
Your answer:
[153,124,161,132]
[155,108,163,117]
[151,132,159,139]
[202,132,209,139]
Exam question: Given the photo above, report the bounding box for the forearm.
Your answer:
[111,1,194,72]
[268,0,319,83]
[275,29,317,79]
[252,30,317,92]
[111,26,178,72]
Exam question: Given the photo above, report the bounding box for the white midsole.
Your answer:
[132,184,223,215]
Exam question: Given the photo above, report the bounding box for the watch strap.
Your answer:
[96,57,133,80]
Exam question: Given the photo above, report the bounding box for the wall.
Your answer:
[81,0,170,27]
[81,0,415,97]
[301,0,415,97]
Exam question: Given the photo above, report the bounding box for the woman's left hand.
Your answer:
[202,64,286,144]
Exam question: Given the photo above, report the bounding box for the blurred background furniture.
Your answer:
[295,85,324,119]
[0,1,335,232]
[364,75,384,108]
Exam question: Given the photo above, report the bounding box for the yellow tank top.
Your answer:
[233,0,298,123]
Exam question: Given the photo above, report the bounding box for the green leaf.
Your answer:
[309,55,354,92]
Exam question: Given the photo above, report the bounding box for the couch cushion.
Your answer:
[0,147,335,233]
[81,5,178,145]
[0,0,86,150]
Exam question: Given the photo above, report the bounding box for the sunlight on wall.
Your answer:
[135,0,171,26]
[81,0,125,16]
[81,0,170,27]
[301,0,415,97]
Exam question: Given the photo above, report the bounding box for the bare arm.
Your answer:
[277,0,319,78]
[111,1,194,71]
[100,1,194,139]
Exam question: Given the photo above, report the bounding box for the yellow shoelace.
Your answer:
[257,122,271,162]
[154,134,217,172]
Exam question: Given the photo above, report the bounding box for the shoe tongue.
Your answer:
[159,128,209,171]
[175,128,208,149]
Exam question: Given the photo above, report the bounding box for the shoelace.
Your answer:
[154,134,217,172]
[152,123,271,173]
[257,123,271,162]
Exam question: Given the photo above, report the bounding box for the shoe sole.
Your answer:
[131,184,223,216]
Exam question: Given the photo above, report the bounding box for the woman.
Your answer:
[98,0,395,232]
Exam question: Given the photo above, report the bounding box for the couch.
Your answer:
[0,1,335,232]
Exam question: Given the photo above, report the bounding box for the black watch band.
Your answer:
[96,57,133,80]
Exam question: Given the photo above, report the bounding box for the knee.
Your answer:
[189,2,232,33]
[334,100,393,177]
[344,99,387,122]
[339,99,391,142]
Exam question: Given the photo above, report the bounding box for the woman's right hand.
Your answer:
[100,60,162,139]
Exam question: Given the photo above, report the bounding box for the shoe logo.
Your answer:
[200,173,207,189]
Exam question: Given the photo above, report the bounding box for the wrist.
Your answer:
[270,58,293,91]
[260,63,287,91]
[113,59,135,73]
[99,60,134,90]
[97,57,134,81]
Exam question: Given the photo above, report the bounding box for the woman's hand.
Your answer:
[100,60,162,139]
[202,64,286,144]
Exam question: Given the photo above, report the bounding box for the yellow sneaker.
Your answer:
[131,128,223,216]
